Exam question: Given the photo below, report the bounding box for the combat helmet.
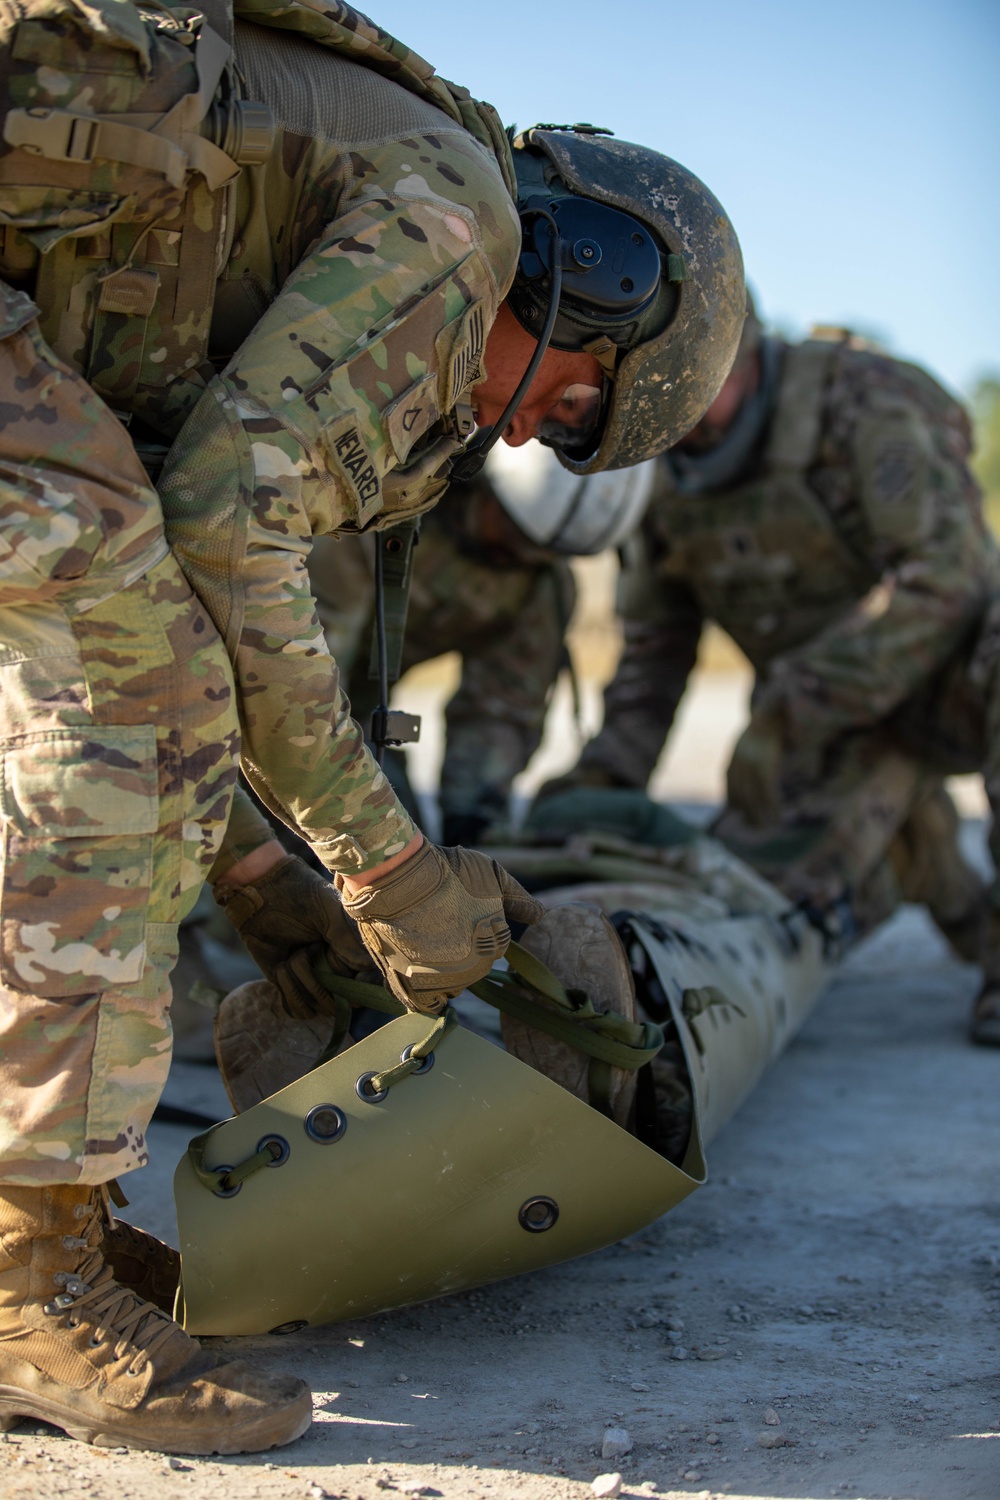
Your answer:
[507,125,746,474]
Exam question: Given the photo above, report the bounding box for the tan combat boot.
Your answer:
[102,1198,180,1317]
[0,1183,312,1452]
[889,786,988,962]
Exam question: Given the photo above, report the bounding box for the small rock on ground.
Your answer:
[591,1475,622,1499]
[601,1426,633,1460]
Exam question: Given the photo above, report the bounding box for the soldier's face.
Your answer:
[678,352,760,451]
[473,303,605,448]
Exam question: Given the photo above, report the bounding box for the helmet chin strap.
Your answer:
[449,207,563,483]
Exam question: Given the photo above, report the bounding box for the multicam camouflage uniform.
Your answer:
[309,476,576,843]
[0,0,519,1181]
[0,282,239,1180]
[575,331,1000,942]
[161,13,520,873]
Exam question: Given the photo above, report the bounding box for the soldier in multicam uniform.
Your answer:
[554,293,1000,1046]
[309,444,654,845]
[0,0,744,1454]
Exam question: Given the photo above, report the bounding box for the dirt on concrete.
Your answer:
[2,899,998,1500]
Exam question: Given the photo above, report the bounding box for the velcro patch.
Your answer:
[384,374,440,465]
[871,441,918,503]
[97,266,160,318]
[856,409,931,546]
[324,413,383,526]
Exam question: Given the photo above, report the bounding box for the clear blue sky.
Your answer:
[368,0,999,400]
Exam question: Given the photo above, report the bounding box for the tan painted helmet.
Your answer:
[510,126,746,473]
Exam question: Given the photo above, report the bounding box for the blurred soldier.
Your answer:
[556,295,1000,1046]
[0,0,744,1453]
[309,444,655,844]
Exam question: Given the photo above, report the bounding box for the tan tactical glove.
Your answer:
[215,855,372,1018]
[337,842,545,1015]
[725,709,786,827]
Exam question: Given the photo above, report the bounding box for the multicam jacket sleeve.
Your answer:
[753,355,1000,752]
[158,129,520,875]
[438,558,576,830]
[577,526,704,789]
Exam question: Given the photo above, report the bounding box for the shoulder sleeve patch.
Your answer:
[855,408,933,549]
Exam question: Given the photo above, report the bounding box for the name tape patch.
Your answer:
[325,414,383,525]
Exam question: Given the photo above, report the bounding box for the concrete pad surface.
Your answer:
[2,904,998,1500]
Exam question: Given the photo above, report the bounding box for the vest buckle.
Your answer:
[4,108,98,163]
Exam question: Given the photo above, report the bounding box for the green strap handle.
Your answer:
[188,1000,455,1197]
[469,972,664,1071]
[314,942,665,1074]
[187,1125,283,1196]
[367,521,420,687]
[311,958,407,1017]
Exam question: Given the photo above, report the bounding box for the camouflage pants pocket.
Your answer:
[0,724,157,998]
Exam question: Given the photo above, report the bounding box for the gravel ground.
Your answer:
[2,884,998,1500]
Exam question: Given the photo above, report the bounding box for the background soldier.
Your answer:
[554,294,1000,1046]
[0,0,743,1454]
[309,444,654,845]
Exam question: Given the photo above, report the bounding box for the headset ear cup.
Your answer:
[510,197,669,355]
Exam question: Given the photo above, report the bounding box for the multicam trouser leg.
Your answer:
[715,725,986,945]
[0,285,240,1184]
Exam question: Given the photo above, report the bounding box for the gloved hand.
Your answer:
[215,855,372,1017]
[725,709,786,827]
[337,842,544,1014]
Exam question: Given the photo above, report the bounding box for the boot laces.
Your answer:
[44,1194,178,1375]
[108,1215,176,1264]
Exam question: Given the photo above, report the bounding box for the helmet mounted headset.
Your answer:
[373,129,743,760]
[451,123,678,480]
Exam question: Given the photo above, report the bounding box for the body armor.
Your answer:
[641,335,981,672]
[647,339,881,667]
[0,0,512,437]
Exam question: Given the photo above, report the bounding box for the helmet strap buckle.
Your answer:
[582,335,618,380]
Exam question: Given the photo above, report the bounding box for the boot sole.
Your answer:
[0,1384,312,1455]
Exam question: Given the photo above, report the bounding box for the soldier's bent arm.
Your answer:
[578,541,704,789]
[753,366,998,750]
[158,73,520,876]
[441,561,577,830]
